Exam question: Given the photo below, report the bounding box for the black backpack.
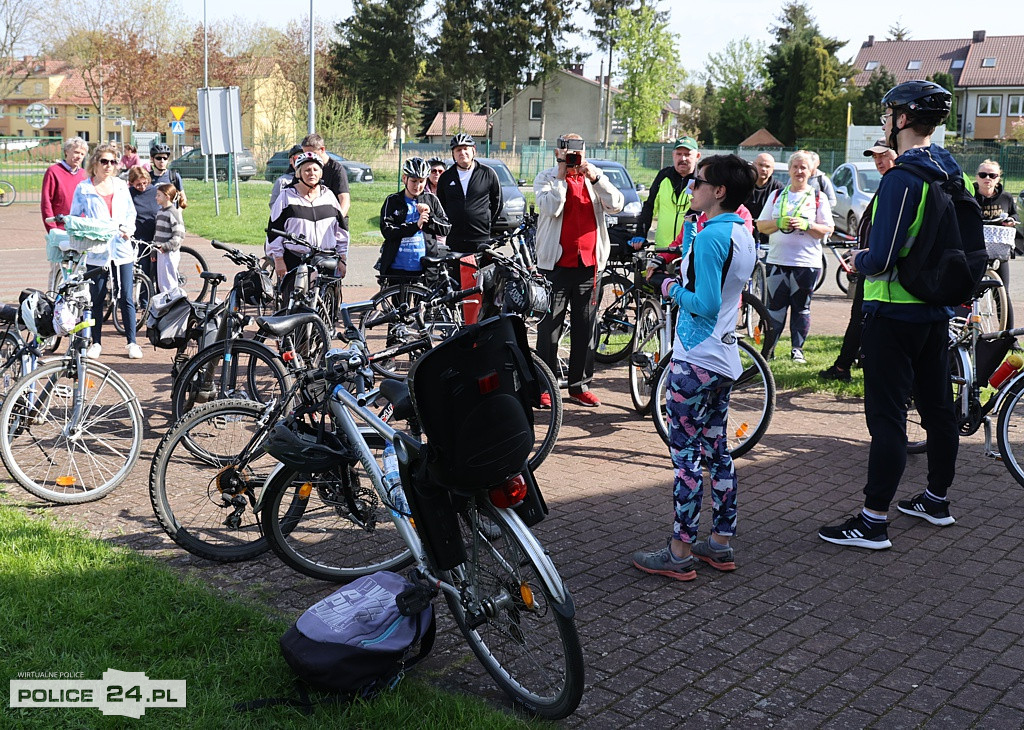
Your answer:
[896,166,986,306]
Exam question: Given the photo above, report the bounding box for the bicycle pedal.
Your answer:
[395,584,434,616]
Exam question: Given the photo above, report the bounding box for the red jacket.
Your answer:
[41,162,88,231]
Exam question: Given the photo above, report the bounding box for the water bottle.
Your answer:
[989,352,1024,389]
[382,441,410,517]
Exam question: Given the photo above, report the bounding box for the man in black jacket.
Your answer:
[301,133,351,218]
[436,133,502,254]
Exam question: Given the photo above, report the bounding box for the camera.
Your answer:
[565,152,582,167]
[557,136,584,167]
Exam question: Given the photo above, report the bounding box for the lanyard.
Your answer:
[779,185,813,219]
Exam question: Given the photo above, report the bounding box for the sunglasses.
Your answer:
[98,159,118,166]
[153,156,169,161]
[692,176,711,189]
[977,171,999,179]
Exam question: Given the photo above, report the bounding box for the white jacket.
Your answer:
[533,166,624,271]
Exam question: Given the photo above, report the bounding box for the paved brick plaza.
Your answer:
[3,201,1024,727]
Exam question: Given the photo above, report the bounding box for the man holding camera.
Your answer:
[534,134,624,407]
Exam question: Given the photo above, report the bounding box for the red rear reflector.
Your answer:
[489,474,528,508]
[478,371,500,394]
[282,351,295,362]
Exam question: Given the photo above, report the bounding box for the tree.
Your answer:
[478,0,539,148]
[435,0,484,133]
[886,22,911,41]
[332,0,427,141]
[851,66,896,125]
[610,3,681,143]
[0,0,40,100]
[704,37,769,145]
[533,0,580,142]
[928,71,958,133]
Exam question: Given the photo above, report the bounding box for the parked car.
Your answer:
[263,149,374,184]
[168,148,257,182]
[830,161,882,234]
[588,159,645,248]
[475,157,526,234]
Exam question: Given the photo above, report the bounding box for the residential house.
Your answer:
[851,31,1024,140]
[424,112,488,145]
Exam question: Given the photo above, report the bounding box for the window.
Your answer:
[1009,96,1024,116]
[982,57,996,68]
[77,131,89,141]
[906,60,922,70]
[865,61,879,71]
[978,95,1002,116]
[49,106,58,116]
[75,107,89,120]
[529,99,542,121]
[14,83,22,94]
[951,59,965,70]
[34,82,43,94]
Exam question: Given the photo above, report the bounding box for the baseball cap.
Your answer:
[863,139,890,156]
[673,136,698,150]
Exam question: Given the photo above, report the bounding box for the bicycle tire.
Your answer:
[906,397,927,454]
[0,358,143,503]
[977,268,1008,334]
[652,338,775,459]
[737,290,774,358]
[360,283,437,379]
[749,261,767,306]
[441,498,584,720]
[112,271,153,336]
[1,332,26,401]
[593,271,636,364]
[260,462,414,582]
[997,376,1024,488]
[814,252,827,292]
[529,353,563,471]
[0,180,15,207]
[171,338,291,421]
[149,398,279,562]
[177,245,210,302]
[628,298,664,415]
[906,346,968,454]
[835,266,856,295]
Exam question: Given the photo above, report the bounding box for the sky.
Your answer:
[175,0,994,80]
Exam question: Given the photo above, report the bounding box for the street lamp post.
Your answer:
[308,2,315,134]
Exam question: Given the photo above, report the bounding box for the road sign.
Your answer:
[116,119,134,126]
[170,106,186,121]
[24,102,50,129]
[170,120,185,135]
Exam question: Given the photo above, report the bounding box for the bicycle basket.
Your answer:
[983,225,1015,262]
[61,216,119,254]
[19,289,56,338]
[51,288,88,337]
[502,272,551,318]
[408,314,538,493]
[235,269,275,307]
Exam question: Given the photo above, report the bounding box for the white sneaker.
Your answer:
[791,348,806,364]
[127,343,144,360]
[86,343,102,359]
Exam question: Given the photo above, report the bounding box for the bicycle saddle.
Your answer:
[257,311,324,338]
[380,379,415,423]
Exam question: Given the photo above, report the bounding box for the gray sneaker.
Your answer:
[691,538,736,571]
[631,539,697,581]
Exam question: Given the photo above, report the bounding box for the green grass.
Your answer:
[769,335,865,398]
[0,503,547,729]
[182,181,397,249]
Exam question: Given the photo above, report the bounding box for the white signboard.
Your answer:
[196,86,243,156]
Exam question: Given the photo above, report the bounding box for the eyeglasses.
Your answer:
[692,176,711,189]
[880,112,892,125]
[153,156,169,161]
[977,171,999,179]
[98,159,118,166]
[430,169,444,175]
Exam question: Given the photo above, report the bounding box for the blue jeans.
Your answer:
[88,262,136,345]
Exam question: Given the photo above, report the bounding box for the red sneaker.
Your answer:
[568,391,601,407]
[538,392,552,409]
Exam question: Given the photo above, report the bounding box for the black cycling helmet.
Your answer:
[450,133,475,150]
[427,157,445,169]
[150,142,171,157]
[263,416,352,472]
[402,156,430,178]
[882,80,951,148]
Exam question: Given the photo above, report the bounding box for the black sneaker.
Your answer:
[818,514,892,550]
[819,364,851,382]
[897,493,955,526]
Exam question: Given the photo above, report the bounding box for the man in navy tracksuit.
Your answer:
[436,133,502,254]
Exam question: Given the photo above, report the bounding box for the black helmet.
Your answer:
[263,416,353,472]
[150,142,171,156]
[450,133,475,149]
[881,80,952,120]
[402,157,430,178]
[427,157,445,169]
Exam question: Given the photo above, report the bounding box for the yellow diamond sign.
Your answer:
[170,106,187,121]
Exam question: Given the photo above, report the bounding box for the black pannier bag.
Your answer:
[146,292,193,349]
[408,314,539,492]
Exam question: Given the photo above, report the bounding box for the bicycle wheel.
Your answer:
[907,346,968,454]
[997,376,1024,487]
[977,270,1008,334]
[112,271,153,336]
[171,338,291,421]
[529,353,563,471]
[442,497,583,720]
[628,298,664,415]
[835,266,855,295]
[652,339,775,459]
[360,283,435,379]
[813,252,827,292]
[0,358,143,503]
[1,332,26,401]
[176,245,210,302]
[260,461,414,582]
[149,398,277,562]
[906,397,927,454]
[0,180,15,207]
[593,271,636,364]
[736,290,774,358]
[749,261,767,306]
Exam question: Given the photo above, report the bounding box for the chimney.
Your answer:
[864,35,874,48]
[973,30,986,43]
[567,63,584,76]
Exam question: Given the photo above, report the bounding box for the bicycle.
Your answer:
[815,232,859,295]
[0,178,15,206]
[0,265,144,503]
[0,304,44,401]
[258,306,583,719]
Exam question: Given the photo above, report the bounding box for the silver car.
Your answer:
[830,162,881,234]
